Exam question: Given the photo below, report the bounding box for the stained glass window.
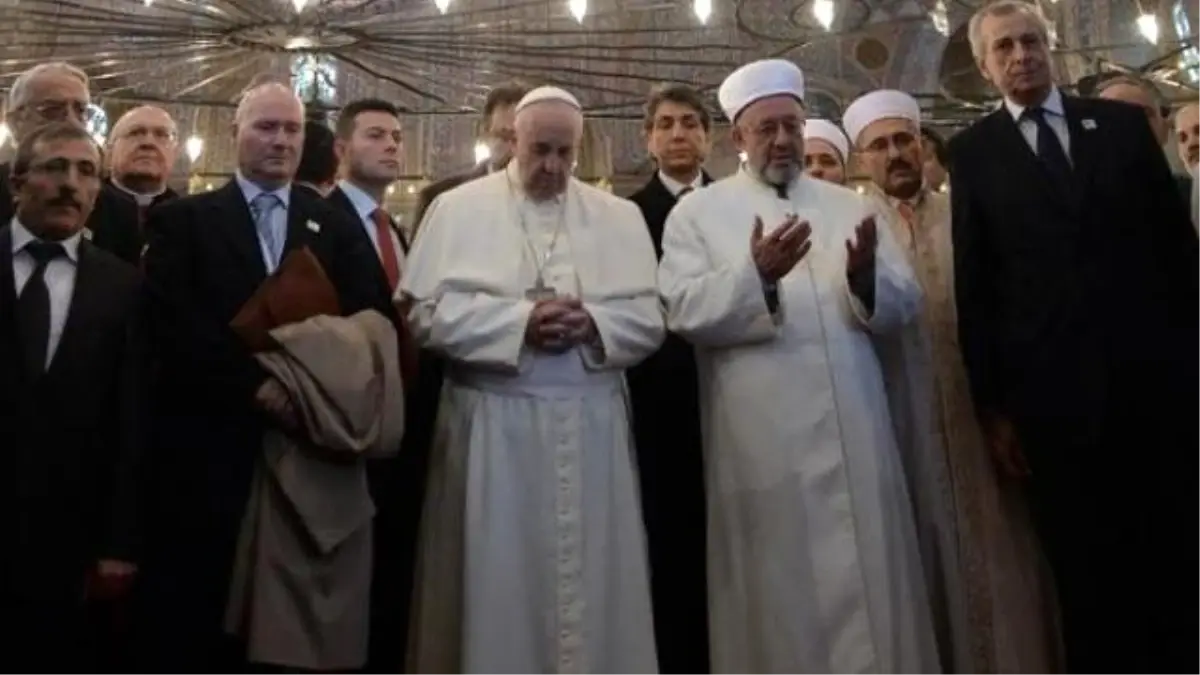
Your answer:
[1174,1,1199,83]
[290,54,338,104]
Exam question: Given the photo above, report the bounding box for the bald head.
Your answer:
[110,105,178,193]
[1096,77,1167,145]
[233,82,305,188]
[513,99,584,201]
[1174,102,1199,174]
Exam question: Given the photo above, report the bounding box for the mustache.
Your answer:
[888,158,916,173]
[47,194,81,209]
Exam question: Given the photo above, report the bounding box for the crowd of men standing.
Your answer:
[0,0,1196,671]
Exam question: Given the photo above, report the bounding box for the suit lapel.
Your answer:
[990,110,1072,211]
[282,185,317,259]
[0,226,21,387]
[214,181,268,280]
[1062,96,1098,200]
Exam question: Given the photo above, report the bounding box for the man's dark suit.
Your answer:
[0,165,157,266]
[135,180,399,670]
[412,161,489,234]
[0,226,146,670]
[626,171,711,674]
[950,94,1198,673]
[326,183,443,672]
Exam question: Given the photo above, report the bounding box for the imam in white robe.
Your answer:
[658,168,941,674]
[401,164,664,674]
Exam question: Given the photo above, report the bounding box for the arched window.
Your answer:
[290,54,338,104]
[1174,1,1199,83]
[86,104,109,144]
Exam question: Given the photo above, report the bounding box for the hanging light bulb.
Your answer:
[812,0,834,30]
[0,123,10,148]
[930,0,949,36]
[144,0,154,5]
[474,141,491,165]
[738,150,748,163]
[185,135,204,162]
[434,0,451,13]
[569,0,587,23]
[693,0,712,23]
[1136,12,1159,43]
[92,132,106,146]
[292,0,309,12]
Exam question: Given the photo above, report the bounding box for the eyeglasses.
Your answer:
[24,99,91,122]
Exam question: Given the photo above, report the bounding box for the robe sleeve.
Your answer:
[580,203,666,370]
[400,194,534,373]
[658,202,781,348]
[844,203,921,334]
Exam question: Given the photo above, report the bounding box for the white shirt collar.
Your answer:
[1004,86,1065,122]
[337,179,382,220]
[111,178,166,207]
[10,217,82,263]
[234,171,291,209]
[658,170,703,197]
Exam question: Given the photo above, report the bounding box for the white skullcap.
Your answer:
[515,85,581,113]
[803,119,849,162]
[718,59,805,122]
[842,89,921,146]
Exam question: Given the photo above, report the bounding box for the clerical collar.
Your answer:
[10,217,82,263]
[658,170,703,198]
[111,178,166,207]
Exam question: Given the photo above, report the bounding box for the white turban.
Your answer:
[841,89,921,146]
[718,59,805,122]
[515,85,581,113]
[803,118,849,162]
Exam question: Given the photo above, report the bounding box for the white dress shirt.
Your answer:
[658,170,704,198]
[234,172,291,273]
[337,179,406,269]
[11,218,82,368]
[1003,86,1072,162]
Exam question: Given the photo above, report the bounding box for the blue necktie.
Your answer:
[251,193,284,271]
[1024,107,1072,188]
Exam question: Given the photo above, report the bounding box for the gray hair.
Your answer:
[234,81,303,127]
[1094,74,1164,106]
[1174,102,1199,130]
[967,0,1050,63]
[7,61,90,113]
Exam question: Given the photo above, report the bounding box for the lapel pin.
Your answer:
[82,227,93,240]
[306,220,321,233]
[1082,119,1097,130]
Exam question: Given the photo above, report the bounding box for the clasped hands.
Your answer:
[750,213,878,281]
[525,296,596,353]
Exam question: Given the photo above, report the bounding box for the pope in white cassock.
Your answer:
[400,86,663,674]
[657,59,942,673]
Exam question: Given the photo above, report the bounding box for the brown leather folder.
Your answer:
[230,246,342,353]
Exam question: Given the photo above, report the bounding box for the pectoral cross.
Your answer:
[525,276,558,301]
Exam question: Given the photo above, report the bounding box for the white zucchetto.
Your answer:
[842,89,921,146]
[804,118,849,162]
[718,59,806,122]
[515,86,582,113]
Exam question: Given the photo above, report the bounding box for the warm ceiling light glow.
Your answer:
[569,0,587,22]
[930,0,949,36]
[738,150,748,163]
[292,0,309,12]
[474,141,491,165]
[812,0,834,30]
[434,0,451,12]
[694,0,712,23]
[0,123,10,148]
[1137,13,1159,43]
[185,135,204,162]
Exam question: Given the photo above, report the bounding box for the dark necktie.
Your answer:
[17,241,65,380]
[1024,107,1072,187]
[371,208,401,291]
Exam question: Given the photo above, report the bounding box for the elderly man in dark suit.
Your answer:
[949,2,1197,672]
[411,81,529,233]
[0,62,148,266]
[0,121,147,671]
[135,82,399,671]
[625,83,713,675]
